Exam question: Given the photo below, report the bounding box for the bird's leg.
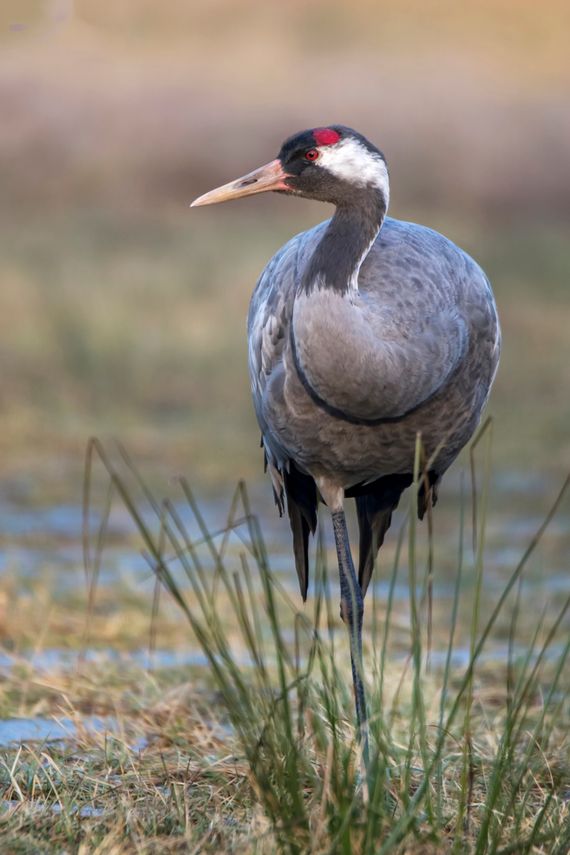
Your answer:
[317,477,369,767]
[332,509,369,767]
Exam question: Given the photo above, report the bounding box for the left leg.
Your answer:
[318,477,369,767]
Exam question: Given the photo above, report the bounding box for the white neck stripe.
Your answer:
[317,138,390,201]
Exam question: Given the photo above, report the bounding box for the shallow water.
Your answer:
[0,714,117,746]
[0,470,568,687]
[1,465,567,752]
[1,473,567,596]
[0,634,565,750]
[0,646,247,675]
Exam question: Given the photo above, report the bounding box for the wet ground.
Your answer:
[1,469,567,594]
[0,714,117,747]
[0,467,568,749]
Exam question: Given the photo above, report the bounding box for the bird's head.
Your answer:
[191,126,389,211]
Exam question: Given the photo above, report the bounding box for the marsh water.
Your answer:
[1,467,568,748]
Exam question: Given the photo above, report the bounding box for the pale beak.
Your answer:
[190,159,290,207]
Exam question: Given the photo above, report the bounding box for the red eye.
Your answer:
[304,148,320,162]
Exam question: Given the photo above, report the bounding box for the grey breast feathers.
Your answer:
[290,218,493,425]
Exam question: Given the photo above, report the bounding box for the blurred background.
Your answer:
[0,5,569,838]
[0,0,569,503]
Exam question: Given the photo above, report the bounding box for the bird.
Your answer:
[191,125,501,761]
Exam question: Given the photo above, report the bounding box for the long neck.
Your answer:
[300,188,387,295]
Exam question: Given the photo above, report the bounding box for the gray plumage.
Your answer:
[192,125,501,752]
[249,216,500,595]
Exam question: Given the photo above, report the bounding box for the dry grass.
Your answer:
[1,446,568,853]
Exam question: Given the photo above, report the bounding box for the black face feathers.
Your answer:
[276,125,388,207]
[278,128,325,165]
[277,125,385,166]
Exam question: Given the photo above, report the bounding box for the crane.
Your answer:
[191,125,501,761]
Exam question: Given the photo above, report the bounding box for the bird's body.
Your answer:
[192,125,501,761]
[248,213,499,597]
[249,215,498,489]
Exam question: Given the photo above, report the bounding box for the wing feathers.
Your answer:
[353,471,438,594]
[353,473,412,594]
[283,464,318,600]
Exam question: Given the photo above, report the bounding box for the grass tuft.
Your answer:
[67,438,570,851]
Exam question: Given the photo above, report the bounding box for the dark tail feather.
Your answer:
[283,464,318,601]
[352,473,414,595]
[355,495,394,596]
[417,471,440,520]
[354,470,440,594]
